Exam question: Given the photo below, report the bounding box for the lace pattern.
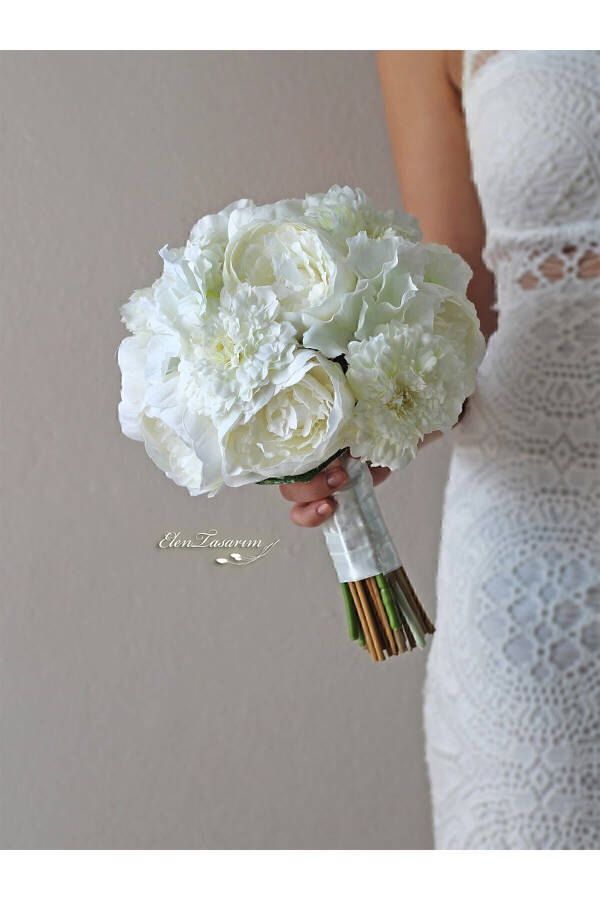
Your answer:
[485,226,600,302]
[424,51,600,849]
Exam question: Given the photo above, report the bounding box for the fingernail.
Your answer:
[326,468,346,489]
[317,501,332,516]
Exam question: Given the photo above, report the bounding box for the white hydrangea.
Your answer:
[298,187,424,356]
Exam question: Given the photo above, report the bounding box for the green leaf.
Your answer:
[257,447,348,485]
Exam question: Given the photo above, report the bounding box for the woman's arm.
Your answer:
[377,50,496,339]
[278,51,496,527]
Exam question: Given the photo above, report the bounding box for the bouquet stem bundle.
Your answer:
[341,567,435,661]
[319,454,435,661]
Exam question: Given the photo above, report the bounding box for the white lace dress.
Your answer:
[424,50,600,850]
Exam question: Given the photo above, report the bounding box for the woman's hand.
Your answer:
[279,459,391,527]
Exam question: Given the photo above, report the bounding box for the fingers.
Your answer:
[289,497,336,528]
[279,459,392,528]
[279,462,348,504]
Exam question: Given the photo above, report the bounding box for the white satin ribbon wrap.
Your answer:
[321,455,401,583]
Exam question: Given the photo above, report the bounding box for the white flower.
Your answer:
[220,352,355,486]
[350,235,485,374]
[303,229,424,357]
[117,189,485,495]
[344,321,474,470]
[303,185,422,247]
[120,246,209,339]
[423,243,472,295]
[118,333,224,496]
[186,201,244,297]
[179,283,299,420]
[141,412,223,497]
[222,218,354,334]
[186,197,306,296]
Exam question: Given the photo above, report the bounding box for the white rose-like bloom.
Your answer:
[140,412,223,497]
[344,321,477,470]
[121,246,210,340]
[186,197,306,297]
[220,352,355,486]
[118,333,223,496]
[222,218,354,336]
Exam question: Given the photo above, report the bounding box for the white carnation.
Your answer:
[345,321,475,470]
[179,283,299,420]
[303,185,422,247]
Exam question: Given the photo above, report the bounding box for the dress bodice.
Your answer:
[462,51,600,304]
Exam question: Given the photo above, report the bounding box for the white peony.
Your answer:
[140,412,223,497]
[344,321,476,470]
[220,352,355,486]
[186,197,307,297]
[121,246,209,340]
[222,218,354,335]
[118,333,224,496]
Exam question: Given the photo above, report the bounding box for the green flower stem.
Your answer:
[341,582,360,641]
[390,576,427,648]
[257,448,347,485]
[375,573,400,631]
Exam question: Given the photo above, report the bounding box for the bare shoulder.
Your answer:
[445,51,464,92]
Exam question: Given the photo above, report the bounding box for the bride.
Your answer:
[278,50,600,849]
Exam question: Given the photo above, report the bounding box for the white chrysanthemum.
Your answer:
[221,352,355,486]
[345,322,474,470]
[303,185,422,247]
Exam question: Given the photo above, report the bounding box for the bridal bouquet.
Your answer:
[118,186,485,661]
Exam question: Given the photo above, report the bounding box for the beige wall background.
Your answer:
[0,51,451,849]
